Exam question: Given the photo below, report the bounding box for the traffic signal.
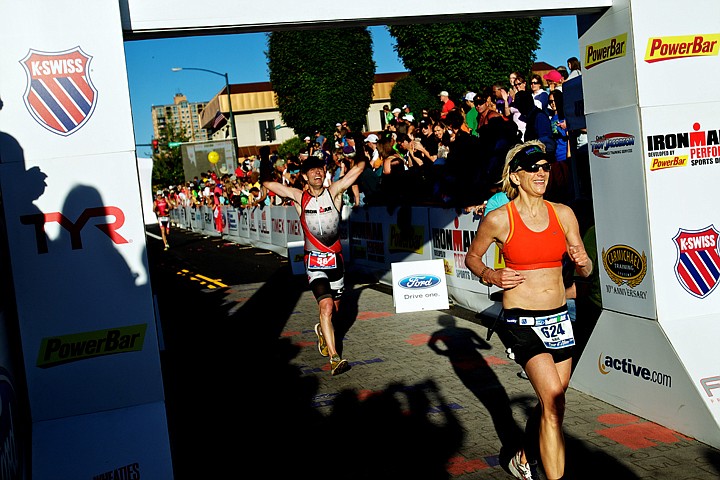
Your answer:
[152,139,159,153]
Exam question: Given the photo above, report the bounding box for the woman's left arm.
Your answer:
[557,204,593,278]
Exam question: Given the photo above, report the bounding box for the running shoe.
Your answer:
[507,450,536,480]
[314,323,328,357]
[330,355,350,376]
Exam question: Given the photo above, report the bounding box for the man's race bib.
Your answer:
[307,251,337,270]
[528,312,575,349]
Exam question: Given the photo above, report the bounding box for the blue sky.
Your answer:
[125,16,580,157]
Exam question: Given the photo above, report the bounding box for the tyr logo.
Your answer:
[20,206,129,254]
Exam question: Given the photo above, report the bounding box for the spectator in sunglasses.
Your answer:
[529,74,550,117]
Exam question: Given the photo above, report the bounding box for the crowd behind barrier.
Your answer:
[167,203,501,315]
[158,62,593,317]
[156,59,589,225]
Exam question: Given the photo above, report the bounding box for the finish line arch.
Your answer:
[1,0,719,477]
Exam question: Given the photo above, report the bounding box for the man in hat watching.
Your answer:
[402,104,415,123]
[439,90,455,119]
[314,129,326,149]
[260,149,366,376]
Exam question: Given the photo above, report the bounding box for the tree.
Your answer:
[152,122,187,187]
[267,28,375,140]
[277,136,305,160]
[389,75,437,119]
[389,18,541,103]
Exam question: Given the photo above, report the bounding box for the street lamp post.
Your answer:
[171,67,239,167]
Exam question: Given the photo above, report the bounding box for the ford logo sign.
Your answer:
[398,275,441,289]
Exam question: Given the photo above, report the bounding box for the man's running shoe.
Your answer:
[330,355,350,376]
[507,450,536,479]
[314,323,328,357]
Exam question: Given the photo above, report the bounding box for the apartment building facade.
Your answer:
[151,93,210,143]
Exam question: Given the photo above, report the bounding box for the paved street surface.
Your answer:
[147,226,720,479]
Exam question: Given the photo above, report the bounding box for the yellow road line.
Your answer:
[176,270,227,289]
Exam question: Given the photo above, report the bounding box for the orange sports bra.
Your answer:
[502,200,566,270]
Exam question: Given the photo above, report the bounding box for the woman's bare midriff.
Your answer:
[502,266,566,310]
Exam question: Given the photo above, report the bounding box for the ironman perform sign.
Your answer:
[20,47,97,136]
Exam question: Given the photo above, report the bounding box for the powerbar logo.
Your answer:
[598,353,672,388]
[37,324,147,368]
[389,224,424,254]
[645,34,720,63]
[590,132,635,158]
[647,122,720,169]
[585,33,627,69]
[93,462,140,480]
[650,155,688,171]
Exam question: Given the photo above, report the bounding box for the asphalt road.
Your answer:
[146,225,720,480]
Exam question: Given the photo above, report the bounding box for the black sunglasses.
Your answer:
[523,162,552,173]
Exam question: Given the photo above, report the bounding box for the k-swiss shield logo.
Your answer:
[673,226,720,298]
[20,47,97,136]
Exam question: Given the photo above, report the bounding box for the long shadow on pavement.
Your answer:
[150,232,463,479]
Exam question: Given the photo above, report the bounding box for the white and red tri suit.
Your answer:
[300,188,344,297]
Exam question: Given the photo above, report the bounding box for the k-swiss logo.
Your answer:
[20,206,129,254]
[673,226,720,298]
[20,47,97,136]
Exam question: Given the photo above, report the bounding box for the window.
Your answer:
[259,120,276,142]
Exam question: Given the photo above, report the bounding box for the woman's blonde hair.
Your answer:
[501,139,546,200]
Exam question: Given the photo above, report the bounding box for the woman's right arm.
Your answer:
[466,211,503,282]
[466,209,525,289]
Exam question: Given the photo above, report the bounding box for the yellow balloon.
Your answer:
[208,151,219,164]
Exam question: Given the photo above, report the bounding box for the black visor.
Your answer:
[301,156,326,173]
[510,145,550,172]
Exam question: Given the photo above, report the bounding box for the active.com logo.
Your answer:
[598,353,672,388]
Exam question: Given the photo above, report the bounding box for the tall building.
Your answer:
[151,93,209,142]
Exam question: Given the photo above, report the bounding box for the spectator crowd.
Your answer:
[156,58,588,223]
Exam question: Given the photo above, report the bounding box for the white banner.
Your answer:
[391,259,449,313]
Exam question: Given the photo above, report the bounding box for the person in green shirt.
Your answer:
[464,92,479,137]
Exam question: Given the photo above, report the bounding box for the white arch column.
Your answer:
[571,0,720,450]
[0,0,172,477]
